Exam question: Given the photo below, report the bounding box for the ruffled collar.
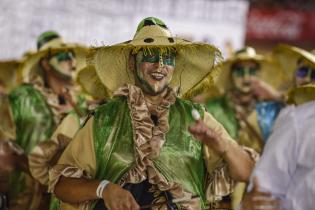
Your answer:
[114,84,176,160]
[32,77,79,124]
[113,84,197,209]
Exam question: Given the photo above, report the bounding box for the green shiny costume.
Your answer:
[9,84,55,153]
[8,84,55,199]
[8,84,85,206]
[91,96,208,209]
[206,95,239,140]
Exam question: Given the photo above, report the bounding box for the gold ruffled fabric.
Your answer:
[206,163,234,202]
[0,93,16,140]
[114,84,199,209]
[33,77,80,124]
[33,79,64,124]
[205,145,258,203]
[48,84,248,210]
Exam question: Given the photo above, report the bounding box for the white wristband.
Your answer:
[192,109,201,121]
[96,180,110,199]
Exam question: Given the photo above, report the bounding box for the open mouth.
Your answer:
[242,81,251,87]
[150,72,166,81]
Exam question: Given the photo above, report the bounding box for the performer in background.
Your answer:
[204,47,288,209]
[0,31,87,210]
[241,46,315,210]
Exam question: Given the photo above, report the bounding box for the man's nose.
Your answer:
[153,61,164,71]
[243,73,250,80]
[69,59,76,71]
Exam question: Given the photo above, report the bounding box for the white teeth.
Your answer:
[151,72,165,80]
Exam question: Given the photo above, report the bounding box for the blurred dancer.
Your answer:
[206,47,287,153]
[242,46,315,210]
[205,47,288,209]
[273,44,315,88]
[0,31,87,210]
[0,60,20,140]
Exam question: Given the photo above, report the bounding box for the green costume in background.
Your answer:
[204,47,286,209]
[206,95,283,151]
[8,83,86,209]
[8,84,55,201]
[1,31,88,210]
[9,84,55,154]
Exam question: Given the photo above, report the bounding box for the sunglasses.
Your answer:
[295,66,315,81]
[232,66,259,77]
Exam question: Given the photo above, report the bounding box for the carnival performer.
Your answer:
[272,44,315,88]
[204,47,289,209]
[241,46,315,210]
[50,17,257,210]
[206,47,287,154]
[0,31,88,210]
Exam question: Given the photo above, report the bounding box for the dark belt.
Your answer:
[94,179,178,210]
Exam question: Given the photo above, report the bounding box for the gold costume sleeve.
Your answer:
[0,94,16,140]
[202,111,259,202]
[28,113,81,185]
[202,111,236,202]
[48,116,96,193]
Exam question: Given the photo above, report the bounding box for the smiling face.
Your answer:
[231,60,260,94]
[133,49,176,95]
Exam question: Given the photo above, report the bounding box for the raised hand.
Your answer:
[242,177,281,210]
[251,78,283,101]
[188,119,227,155]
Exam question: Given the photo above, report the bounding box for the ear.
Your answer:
[39,58,51,72]
[128,54,135,73]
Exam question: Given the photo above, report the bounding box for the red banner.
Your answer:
[246,8,315,42]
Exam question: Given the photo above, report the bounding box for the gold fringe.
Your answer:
[182,53,223,99]
[93,41,221,57]
[86,47,99,66]
[182,64,222,100]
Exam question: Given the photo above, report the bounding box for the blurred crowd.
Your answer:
[0,16,314,210]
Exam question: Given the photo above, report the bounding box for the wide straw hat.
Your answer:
[83,17,222,98]
[272,44,315,86]
[76,65,110,99]
[214,46,290,94]
[18,31,88,83]
[287,84,315,105]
